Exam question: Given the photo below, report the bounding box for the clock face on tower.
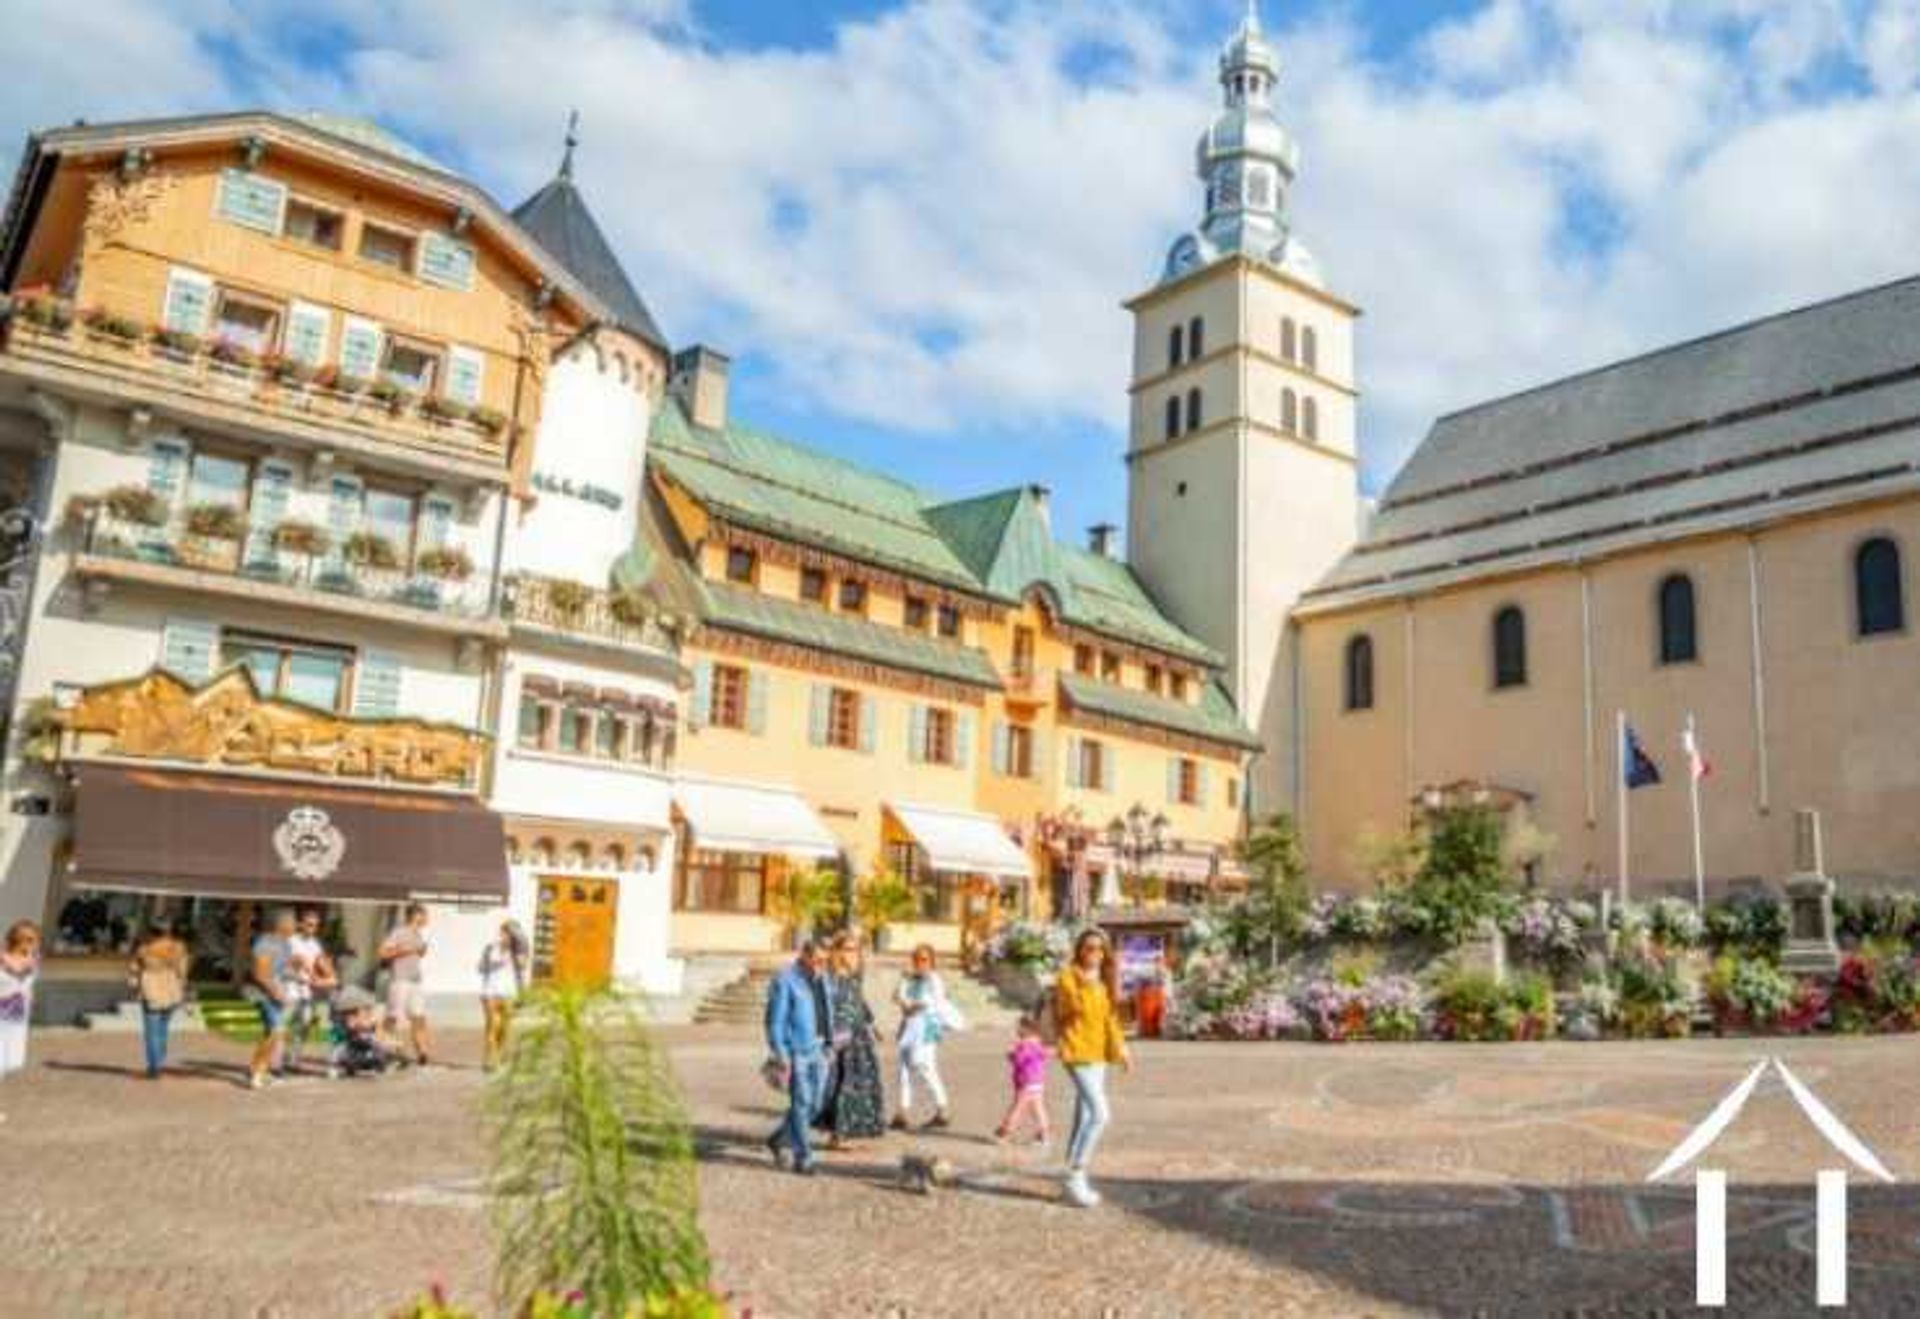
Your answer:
[1167,235,1202,276]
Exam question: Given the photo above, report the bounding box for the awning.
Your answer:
[887,802,1033,880]
[673,776,840,860]
[69,764,509,905]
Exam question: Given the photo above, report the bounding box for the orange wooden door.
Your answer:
[535,876,618,990]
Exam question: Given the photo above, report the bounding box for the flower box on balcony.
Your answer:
[470,406,509,437]
[415,545,474,582]
[342,530,401,570]
[314,367,371,398]
[150,327,204,360]
[545,579,593,620]
[208,339,260,370]
[263,354,315,387]
[184,502,247,541]
[420,396,471,425]
[368,381,418,416]
[5,290,73,334]
[101,484,168,528]
[272,519,330,558]
[82,308,145,345]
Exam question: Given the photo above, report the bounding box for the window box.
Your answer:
[419,395,471,424]
[183,502,246,542]
[7,291,73,332]
[470,406,509,437]
[149,326,203,358]
[100,484,168,528]
[82,308,145,343]
[341,530,401,570]
[415,545,474,582]
[208,338,260,370]
[263,354,314,387]
[367,379,417,415]
[272,519,330,558]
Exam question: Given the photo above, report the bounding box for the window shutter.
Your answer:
[283,302,330,367]
[417,231,476,291]
[1065,735,1082,789]
[690,660,713,731]
[214,169,286,233]
[158,617,219,684]
[955,711,974,771]
[243,460,294,569]
[908,704,927,764]
[1166,756,1181,804]
[991,720,1009,776]
[418,494,456,553]
[746,670,768,735]
[352,650,403,718]
[161,269,213,336]
[445,346,485,406]
[859,695,877,754]
[338,318,384,382]
[146,438,189,501]
[1092,743,1108,792]
[807,683,829,746]
[1029,729,1048,784]
[1196,763,1210,808]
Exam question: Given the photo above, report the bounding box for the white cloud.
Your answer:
[5,0,1920,499]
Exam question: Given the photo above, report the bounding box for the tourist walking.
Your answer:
[478,919,529,1071]
[246,909,296,1091]
[993,1013,1052,1148]
[0,920,42,1120]
[129,919,191,1078]
[815,931,885,1146]
[379,903,433,1067]
[764,939,834,1176]
[1054,928,1130,1208]
[892,943,958,1130]
[284,909,337,1074]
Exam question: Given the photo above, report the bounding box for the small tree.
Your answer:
[487,988,711,1316]
[1406,805,1511,947]
[854,868,917,948]
[1238,813,1310,966]
[764,867,846,945]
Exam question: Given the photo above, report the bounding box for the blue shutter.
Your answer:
[214,169,286,233]
[352,650,403,718]
[908,705,927,764]
[417,232,476,291]
[690,659,713,730]
[1029,728,1048,784]
[158,618,219,684]
[746,670,768,735]
[243,461,294,570]
[283,302,330,367]
[955,711,974,770]
[991,720,1009,776]
[807,684,829,746]
[338,319,383,383]
[859,695,877,754]
[325,476,362,571]
[161,269,213,336]
[146,439,189,502]
[445,346,484,406]
[418,495,455,553]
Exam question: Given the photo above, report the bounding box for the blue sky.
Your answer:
[7,0,1920,551]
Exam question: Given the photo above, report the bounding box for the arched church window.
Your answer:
[1302,325,1319,372]
[1303,395,1319,441]
[1164,396,1181,441]
[1493,606,1528,689]
[1280,388,1297,434]
[1856,537,1906,637]
[1185,388,1203,432]
[1168,324,1184,369]
[1344,634,1375,712]
[1188,317,1204,357]
[1657,574,1698,664]
[1281,318,1296,363]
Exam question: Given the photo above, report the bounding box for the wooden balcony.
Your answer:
[1,315,511,486]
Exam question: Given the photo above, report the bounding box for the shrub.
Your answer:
[1236,813,1309,964]
[1704,894,1787,960]
[1705,953,1795,1030]
[1401,806,1511,948]
[416,545,475,582]
[101,484,168,527]
[1615,952,1694,1038]
[1220,986,1304,1041]
[1503,898,1587,975]
[184,502,246,540]
[981,919,1067,972]
[1365,975,1426,1041]
[1645,898,1705,950]
[1430,968,1507,1042]
[1835,891,1920,946]
[488,988,711,1317]
[342,530,401,570]
[853,869,918,946]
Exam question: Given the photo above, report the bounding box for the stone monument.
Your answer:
[1780,808,1841,975]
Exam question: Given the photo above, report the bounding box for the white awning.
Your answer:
[673,776,841,860]
[887,802,1033,880]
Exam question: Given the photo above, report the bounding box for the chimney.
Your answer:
[1088,523,1117,558]
[1026,483,1051,532]
[670,345,731,430]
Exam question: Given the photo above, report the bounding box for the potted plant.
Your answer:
[8,289,74,333]
[765,867,846,947]
[854,869,917,952]
[368,380,415,415]
[101,484,168,528]
[82,307,144,343]
[470,405,509,436]
[609,589,651,628]
[150,326,203,357]
[184,502,246,541]
[272,519,329,558]
[546,578,592,620]
[263,354,314,386]
[420,395,471,423]
[207,338,258,370]
[415,545,474,582]
[342,530,401,570]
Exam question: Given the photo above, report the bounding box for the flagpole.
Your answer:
[1617,709,1629,908]
[1687,713,1706,913]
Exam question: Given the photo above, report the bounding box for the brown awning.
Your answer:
[70,764,508,905]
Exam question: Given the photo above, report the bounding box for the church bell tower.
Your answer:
[1124,2,1361,816]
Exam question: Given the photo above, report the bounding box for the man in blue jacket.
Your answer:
[764,938,835,1175]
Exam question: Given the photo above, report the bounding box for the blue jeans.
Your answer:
[1066,1063,1111,1173]
[141,1007,175,1076]
[774,1051,829,1168]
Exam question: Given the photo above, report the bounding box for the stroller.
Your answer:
[327,985,394,1078]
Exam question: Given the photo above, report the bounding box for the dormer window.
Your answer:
[359,222,415,272]
[936,605,961,639]
[726,546,757,585]
[838,579,868,615]
[903,595,930,630]
[800,567,827,603]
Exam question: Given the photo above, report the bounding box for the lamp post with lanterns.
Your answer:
[1100,802,1171,909]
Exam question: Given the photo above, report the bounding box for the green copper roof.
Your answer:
[291,112,442,171]
[1058,672,1261,751]
[694,576,1001,690]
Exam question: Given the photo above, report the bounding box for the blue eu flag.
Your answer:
[1624,724,1663,789]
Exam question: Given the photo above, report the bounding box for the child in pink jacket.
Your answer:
[993,1014,1051,1147]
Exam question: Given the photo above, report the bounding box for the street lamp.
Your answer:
[1100,803,1171,908]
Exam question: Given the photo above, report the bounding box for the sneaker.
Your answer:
[766,1135,790,1171]
[923,1110,952,1131]
[248,1072,270,1091]
[1063,1171,1101,1209]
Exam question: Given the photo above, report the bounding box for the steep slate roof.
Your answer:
[1306,275,1920,609]
[1059,673,1263,751]
[650,400,1224,667]
[512,173,667,349]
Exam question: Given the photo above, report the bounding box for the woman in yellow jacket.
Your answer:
[1053,928,1131,1208]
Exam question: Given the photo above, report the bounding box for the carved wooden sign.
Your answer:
[57,666,487,788]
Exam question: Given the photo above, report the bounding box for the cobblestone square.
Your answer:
[8,1026,1920,1316]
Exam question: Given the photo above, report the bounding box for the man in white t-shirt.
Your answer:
[283,908,337,1074]
[379,903,432,1067]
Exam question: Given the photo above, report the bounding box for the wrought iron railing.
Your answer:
[505,574,674,650]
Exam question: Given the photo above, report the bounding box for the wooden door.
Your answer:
[533,876,618,990]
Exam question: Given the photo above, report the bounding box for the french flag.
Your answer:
[1683,717,1713,782]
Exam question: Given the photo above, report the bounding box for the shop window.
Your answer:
[708,664,748,729]
[1856,537,1905,637]
[726,546,757,585]
[904,595,930,630]
[1657,574,1698,664]
[381,337,440,395]
[359,222,415,272]
[936,604,961,639]
[282,199,343,251]
[223,632,351,712]
[838,579,868,615]
[888,839,922,886]
[826,687,862,750]
[677,847,767,913]
[800,566,827,603]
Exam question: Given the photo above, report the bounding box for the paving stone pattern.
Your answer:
[6,1027,1920,1315]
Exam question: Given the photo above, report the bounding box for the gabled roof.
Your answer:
[1305,274,1920,611]
[648,400,1225,667]
[511,171,666,350]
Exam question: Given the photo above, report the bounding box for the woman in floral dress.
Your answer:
[815,931,886,1145]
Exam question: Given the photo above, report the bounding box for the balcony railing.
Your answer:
[506,574,675,652]
[1004,664,1053,703]
[79,507,494,618]
[1,314,511,467]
